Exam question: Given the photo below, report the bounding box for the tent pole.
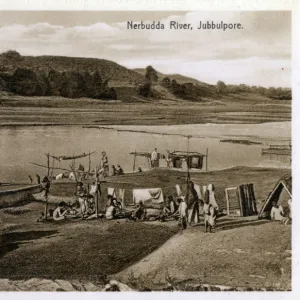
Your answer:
[44,152,50,221]
[47,153,50,177]
[88,151,91,176]
[95,175,99,218]
[206,148,208,171]
[186,136,191,199]
[133,150,136,173]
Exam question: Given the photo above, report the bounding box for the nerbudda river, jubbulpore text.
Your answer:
[127,21,243,31]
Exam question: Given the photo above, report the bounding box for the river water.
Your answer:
[0,122,291,183]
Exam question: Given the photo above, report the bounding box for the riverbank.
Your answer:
[0,94,291,125]
[0,167,291,291]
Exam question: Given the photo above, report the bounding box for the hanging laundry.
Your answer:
[107,187,117,198]
[207,184,219,209]
[194,183,202,200]
[175,184,182,197]
[132,188,164,205]
[118,189,126,207]
[202,185,207,197]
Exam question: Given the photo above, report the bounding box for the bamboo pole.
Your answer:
[133,150,136,172]
[45,152,50,221]
[88,151,91,176]
[206,148,208,171]
[185,136,191,200]
[95,175,99,218]
[29,162,71,173]
[47,153,50,177]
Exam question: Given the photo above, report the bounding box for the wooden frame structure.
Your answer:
[225,186,240,216]
[169,150,208,171]
[30,151,97,220]
[129,149,209,172]
[258,175,292,219]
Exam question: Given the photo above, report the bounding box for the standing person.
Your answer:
[177,196,188,229]
[76,182,88,218]
[151,148,158,169]
[203,194,217,233]
[186,180,200,226]
[28,175,33,184]
[204,185,218,230]
[166,149,172,168]
[36,174,41,184]
[100,151,109,177]
[42,175,50,198]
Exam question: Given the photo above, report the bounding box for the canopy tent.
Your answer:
[48,152,96,161]
[258,174,292,219]
[169,151,207,170]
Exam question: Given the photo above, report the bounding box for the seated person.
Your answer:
[130,200,147,221]
[53,201,68,221]
[271,201,288,223]
[164,196,178,214]
[113,198,122,211]
[106,203,116,220]
[116,165,124,175]
[86,201,96,215]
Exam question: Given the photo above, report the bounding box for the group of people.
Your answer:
[97,151,124,178]
[48,182,148,222]
[28,174,41,185]
[160,181,219,232]
[150,148,173,169]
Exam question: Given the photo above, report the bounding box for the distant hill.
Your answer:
[133,68,213,87]
[0,51,291,102]
[0,52,144,84]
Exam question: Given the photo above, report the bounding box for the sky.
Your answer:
[0,11,291,87]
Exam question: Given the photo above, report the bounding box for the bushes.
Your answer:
[0,50,23,61]
[4,67,117,99]
[138,81,152,97]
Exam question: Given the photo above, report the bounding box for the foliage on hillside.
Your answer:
[0,51,292,101]
[0,51,125,99]
[136,67,292,101]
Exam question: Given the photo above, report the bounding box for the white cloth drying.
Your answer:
[133,188,164,205]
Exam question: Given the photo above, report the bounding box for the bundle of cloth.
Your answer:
[132,188,164,208]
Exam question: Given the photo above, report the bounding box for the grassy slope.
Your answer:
[49,167,291,212]
[0,167,291,289]
[133,68,213,87]
[116,220,291,290]
[0,55,144,84]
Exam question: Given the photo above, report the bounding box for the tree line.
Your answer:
[216,80,291,100]
[138,65,291,101]
[0,68,116,100]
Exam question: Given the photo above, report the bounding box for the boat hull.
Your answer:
[0,185,42,208]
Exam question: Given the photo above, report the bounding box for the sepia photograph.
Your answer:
[0,10,292,292]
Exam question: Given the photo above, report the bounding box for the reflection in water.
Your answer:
[0,122,291,182]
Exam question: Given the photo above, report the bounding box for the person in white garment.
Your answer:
[151,148,158,169]
[270,201,288,223]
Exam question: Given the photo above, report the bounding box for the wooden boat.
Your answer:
[0,184,42,208]
[262,144,291,156]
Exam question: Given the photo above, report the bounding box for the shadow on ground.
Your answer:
[0,230,58,258]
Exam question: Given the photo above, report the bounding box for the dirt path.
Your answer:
[115,218,291,291]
